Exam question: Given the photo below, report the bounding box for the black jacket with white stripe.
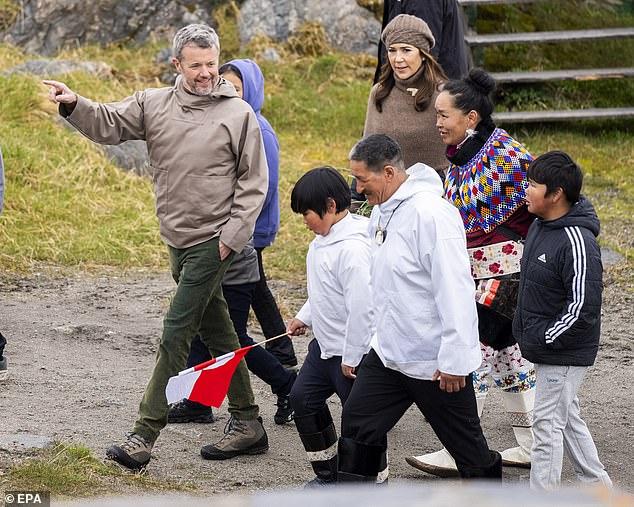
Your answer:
[513,196,602,366]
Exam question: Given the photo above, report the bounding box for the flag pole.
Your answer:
[253,331,292,347]
[178,332,292,376]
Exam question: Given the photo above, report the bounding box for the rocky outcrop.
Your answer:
[4,59,113,78]
[0,0,214,56]
[1,0,381,57]
[238,0,380,55]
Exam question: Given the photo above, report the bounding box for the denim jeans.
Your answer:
[133,238,259,442]
[188,282,295,397]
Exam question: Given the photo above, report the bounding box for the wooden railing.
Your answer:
[457,0,634,123]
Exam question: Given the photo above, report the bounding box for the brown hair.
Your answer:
[373,49,447,113]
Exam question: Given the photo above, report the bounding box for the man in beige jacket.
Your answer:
[44,24,269,470]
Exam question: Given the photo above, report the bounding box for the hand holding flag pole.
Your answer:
[165,332,291,407]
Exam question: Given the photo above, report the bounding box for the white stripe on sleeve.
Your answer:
[545,226,586,343]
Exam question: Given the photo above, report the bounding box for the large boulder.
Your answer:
[238,0,380,55]
[3,59,113,78]
[0,0,214,56]
[1,0,381,57]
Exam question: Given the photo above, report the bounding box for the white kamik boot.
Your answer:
[405,393,487,477]
[499,388,534,468]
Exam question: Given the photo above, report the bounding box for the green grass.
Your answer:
[0,2,633,288]
[1,442,194,498]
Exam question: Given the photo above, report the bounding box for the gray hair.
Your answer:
[172,24,220,60]
[349,134,405,173]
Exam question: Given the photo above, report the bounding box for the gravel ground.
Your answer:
[0,264,632,498]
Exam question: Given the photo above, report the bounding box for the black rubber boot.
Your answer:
[295,405,338,486]
[337,437,384,483]
[457,450,503,480]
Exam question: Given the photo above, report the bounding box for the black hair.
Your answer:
[290,166,351,217]
[441,68,496,121]
[348,133,404,173]
[219,63,242,80]
[527,150,583,204]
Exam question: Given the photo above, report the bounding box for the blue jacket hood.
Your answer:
[225,59,264,115]
[225,58,276,150]
[223,59,281,248]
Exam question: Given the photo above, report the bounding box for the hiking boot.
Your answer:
[106,432,153,470]
[274,395,294,425]
[200,415,268,460]
[0,356,7,380]
[168,399,214,424]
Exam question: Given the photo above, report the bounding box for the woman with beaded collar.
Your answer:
[407,68,537,477]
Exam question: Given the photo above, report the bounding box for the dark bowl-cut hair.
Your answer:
[290,166,351,217]
[527,150,583,204]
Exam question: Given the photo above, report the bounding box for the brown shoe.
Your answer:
[106,432,153,470]
[200,415,268,460]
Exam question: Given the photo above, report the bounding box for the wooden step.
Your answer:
[466,27,634,46]
[493,107,634,123]
[492,67,634,84]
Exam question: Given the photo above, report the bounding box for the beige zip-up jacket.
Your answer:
[61,77,268,252]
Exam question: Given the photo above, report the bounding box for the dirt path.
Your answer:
[0,269,633,496]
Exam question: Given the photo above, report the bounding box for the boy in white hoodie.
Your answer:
[339,133,502,481]
[287,166,381,486]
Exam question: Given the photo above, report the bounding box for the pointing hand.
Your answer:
[42,80,78,105]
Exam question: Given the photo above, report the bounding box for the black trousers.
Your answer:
[342,349,493,473]
[187,282,294,397]
[290,339,354,418]
[0,331,6,358]
[253,247,297,366]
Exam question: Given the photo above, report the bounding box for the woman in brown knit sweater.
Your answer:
[363,14,449,175]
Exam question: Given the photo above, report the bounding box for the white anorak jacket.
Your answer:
[370,163,481,379]
[296,212,373,367]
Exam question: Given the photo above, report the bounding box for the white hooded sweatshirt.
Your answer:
[369,163,481,379]
[296,212,373,367]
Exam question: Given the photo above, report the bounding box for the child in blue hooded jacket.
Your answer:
[220,59,298,370]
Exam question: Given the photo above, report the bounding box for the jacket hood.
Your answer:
[222,58,277,148]
[313,212,369,247]
[380,162,443,212]
[542,195,600,237]
[223,59,265,114]
[173,74,238,107]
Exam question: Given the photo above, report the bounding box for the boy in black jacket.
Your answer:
[513,151,612,490]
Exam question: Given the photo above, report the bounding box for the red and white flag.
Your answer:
[166,345,254,407]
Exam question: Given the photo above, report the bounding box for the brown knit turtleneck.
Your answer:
[363,67,447,172]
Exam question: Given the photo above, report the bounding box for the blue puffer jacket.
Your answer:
[513,196,603,366]
[225,59,280,248]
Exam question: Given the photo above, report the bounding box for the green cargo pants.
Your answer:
[133,237,259,442]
